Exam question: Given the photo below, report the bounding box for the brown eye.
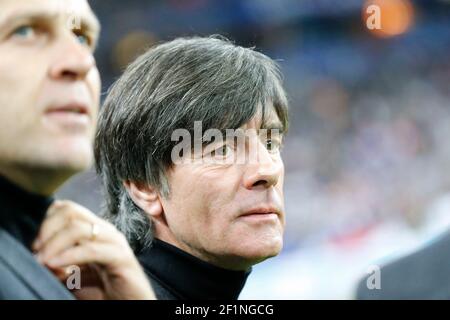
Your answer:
[212,145,230,157]
[266,139,281,152]
[266,139,273,151]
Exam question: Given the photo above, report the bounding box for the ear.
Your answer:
[123,180,163,220]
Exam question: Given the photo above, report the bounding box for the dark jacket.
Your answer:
[138,239,251,300]
[356,230,450,299]
[0,175,73,300]
[0,229,74,299]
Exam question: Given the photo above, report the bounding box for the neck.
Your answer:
[138,239,251,300]
[0,165,73,196]
[154,227,254,271]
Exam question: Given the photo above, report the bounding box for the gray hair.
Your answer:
[94,36,289,252]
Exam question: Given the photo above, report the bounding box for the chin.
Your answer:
[36,147,93,174]
[58,153,93,172]
[53,138,94,169]
[233,237,284,265]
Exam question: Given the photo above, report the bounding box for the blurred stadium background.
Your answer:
[57,0,450,299]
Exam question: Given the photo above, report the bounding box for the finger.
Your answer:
[45,243,156,300]
[36,219,92,263]
[73,287,105,300]
[47,266,70,282]
[45,242,132,269]
[34,200,85,250]
[45,199,65,217]
[48,264,98,285]
[37,219,121,264]
[33,200,109,251]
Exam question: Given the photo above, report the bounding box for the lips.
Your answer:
[45,103,89,116]
[239,206,281,219]
[43,102,92,131]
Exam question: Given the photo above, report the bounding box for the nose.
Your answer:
[243,141,283,190]
[48,32,96,81]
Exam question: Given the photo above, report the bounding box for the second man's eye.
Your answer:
[266,139,273,150]
[266,139,281,152]
[211,145,231,157]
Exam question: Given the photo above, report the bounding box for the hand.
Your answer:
[32,200,156,300]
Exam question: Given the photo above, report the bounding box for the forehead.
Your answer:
[0,0,98,30]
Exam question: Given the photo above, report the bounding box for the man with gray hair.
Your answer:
[95,36,289,299]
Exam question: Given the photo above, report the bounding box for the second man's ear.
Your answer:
[123,180,163,219]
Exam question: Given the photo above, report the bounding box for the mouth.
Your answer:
[45,104,89,116]
[43,103,91,130]
[238,206,281,222]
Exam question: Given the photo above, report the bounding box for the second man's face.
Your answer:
[0,0,101,182]
[159,104,286,271]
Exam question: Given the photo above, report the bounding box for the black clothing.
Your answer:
[0,175,52,250]
[138,239,251,300]
[356,230,450,299]
[0,175,73,299]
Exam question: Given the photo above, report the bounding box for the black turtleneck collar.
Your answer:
[138,239,251,300]
[0,175,53,251]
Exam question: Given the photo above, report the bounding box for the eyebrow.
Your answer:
[76,12,101,36]
[0,9,100,36]
[0,11,54,31]
[260,121,286,135]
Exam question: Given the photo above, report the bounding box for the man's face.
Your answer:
[0,0,100,186]
[160,105,286,271]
